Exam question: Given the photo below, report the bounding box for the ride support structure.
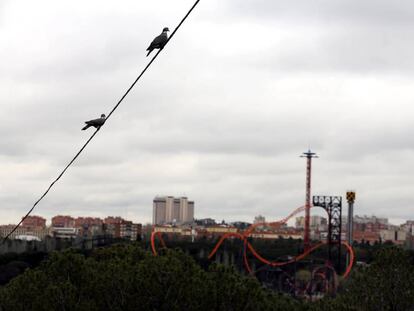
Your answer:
[301,150,318,251]
[346,191,356,267]
[312,195,343,270]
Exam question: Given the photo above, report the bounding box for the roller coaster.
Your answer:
[150,204,355,298]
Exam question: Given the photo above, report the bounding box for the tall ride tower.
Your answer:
[300,149,318,251]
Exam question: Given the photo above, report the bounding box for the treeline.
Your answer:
[0,244,298,310]
[0,251,47,285]
[0,243,414,310]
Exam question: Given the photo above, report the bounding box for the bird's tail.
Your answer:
[146,49,152,57]
[81,124,90,131]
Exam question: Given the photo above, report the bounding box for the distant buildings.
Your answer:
[296,215,327,231]
[354,215,388,225]
[0,224,50,241]
[0,214,142,241]
[231,221,251,230]
[153,196,194,225]
[75,217,103,228]
[344,215,389,244]
[51,215,83,239]
[295,216,304,229]
[153,223,302,241]
[0,216,50,240]
[21,215,46,228]
[154,224,238,239]
[292,214,414,246]
[254,215,265,224]
[104,216,125,226]
[52,227,79,239]
[195,218,216,226]
[52,215,75,228]
[401,221,414,234]
[50,215,142,241]
[3,208,414,249]
[104,216,141,241]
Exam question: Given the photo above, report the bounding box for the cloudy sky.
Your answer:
[1,0,413,226]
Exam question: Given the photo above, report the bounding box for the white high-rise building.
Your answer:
[153,196,194,225]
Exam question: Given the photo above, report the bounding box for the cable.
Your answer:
[106,0,201,121]
[1,129,100,243]
[2,0,201,244]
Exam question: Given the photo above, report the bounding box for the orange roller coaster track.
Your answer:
[151,205,355,279]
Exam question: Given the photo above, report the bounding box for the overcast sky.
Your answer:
[1,0,413,226]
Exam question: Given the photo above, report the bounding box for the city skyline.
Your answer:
[0,210,410,229]
[1,0,414,225]
[2,211,412,248]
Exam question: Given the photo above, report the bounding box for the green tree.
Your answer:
[205,264,300,310]
[0,244,300,311]
[312,246,414,311]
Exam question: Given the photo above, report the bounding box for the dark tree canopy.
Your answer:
[0,244,299,311]
[1,244,413,311]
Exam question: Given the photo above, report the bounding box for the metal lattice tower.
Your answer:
[300,150,318,251]
[312,195,343,270]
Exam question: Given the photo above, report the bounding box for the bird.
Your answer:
[82,114,106,131]
[146,27,169,57]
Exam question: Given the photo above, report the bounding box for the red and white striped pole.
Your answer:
[301,150,318,251]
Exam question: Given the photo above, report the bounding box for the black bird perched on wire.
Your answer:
[82,114,106,130]
[146,27,169,56]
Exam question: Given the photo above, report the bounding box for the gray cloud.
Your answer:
[0,0,413,225]
[223,0,414,26]
[212,0,414,74]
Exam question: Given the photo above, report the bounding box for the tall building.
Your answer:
[153,197,167,225]
[153,196,194,225]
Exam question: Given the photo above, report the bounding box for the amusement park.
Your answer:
[150,150,357,299]
[1,0,414,309]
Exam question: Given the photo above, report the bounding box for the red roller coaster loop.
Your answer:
[150,231,166,256]
[207,233,354,279]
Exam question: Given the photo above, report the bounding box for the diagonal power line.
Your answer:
[2,0,201,243]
